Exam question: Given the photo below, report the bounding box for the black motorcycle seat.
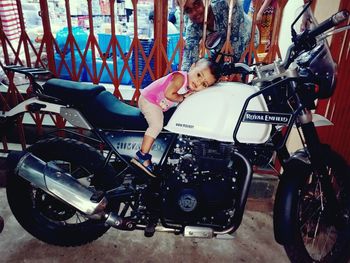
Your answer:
[42,78,175,131]
[42,78,106,105]
[82,90,176,130]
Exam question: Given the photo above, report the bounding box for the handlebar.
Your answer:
[308,10,349,39]
[283,9,349,69]
[220,62,254,76]
[209,9,349,77]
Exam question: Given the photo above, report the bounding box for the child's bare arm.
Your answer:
[164,73,186,102]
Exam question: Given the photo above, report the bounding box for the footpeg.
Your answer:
[130,161,159,183]
[105,212,136,230]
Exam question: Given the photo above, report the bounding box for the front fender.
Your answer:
[273,157,311,245]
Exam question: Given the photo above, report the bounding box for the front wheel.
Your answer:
[6,137,118,246]
[282,146,350,263]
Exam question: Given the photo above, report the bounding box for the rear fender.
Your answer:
[273,154,311,245]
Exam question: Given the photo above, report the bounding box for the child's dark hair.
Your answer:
[196,57,221,82]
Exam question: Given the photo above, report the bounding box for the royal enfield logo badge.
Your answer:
[243,111,292,125]
[178,194,197,212]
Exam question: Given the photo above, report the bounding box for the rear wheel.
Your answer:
[7,137,119,246]
[284,146,350,263]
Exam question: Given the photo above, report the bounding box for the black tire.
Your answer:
[283,146,350,263]
[6,137,119,246]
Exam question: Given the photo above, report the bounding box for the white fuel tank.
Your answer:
[164,82,272,144]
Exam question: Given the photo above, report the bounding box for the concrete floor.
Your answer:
[0,188,290,263]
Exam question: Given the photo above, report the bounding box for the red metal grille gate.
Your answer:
[3,0,348,166]
[1,0,285,151]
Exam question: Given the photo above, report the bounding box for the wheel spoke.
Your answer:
[75,213,84,224]
[319,227,335,258]
[283,148,350,263]
[299,182,323,229]
[300,174,340,260]
[310,215,321,258]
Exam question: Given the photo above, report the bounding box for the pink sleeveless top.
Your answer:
[141,71,189,112]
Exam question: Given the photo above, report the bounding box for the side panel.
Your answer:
[103,131,172,164]
[1,97,63,117]
[164,83,272,143]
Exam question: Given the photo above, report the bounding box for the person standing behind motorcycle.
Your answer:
[131,58,220,177]
[181,0,259,71]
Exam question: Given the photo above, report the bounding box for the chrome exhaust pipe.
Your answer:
[11,152,107,215]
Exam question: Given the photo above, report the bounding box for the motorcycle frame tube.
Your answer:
[214,151,253,235]
[235,75,332,170]
[93,129,135,171]
[111,130,175,165]
[233,77,304,149]
[90,128,179,185]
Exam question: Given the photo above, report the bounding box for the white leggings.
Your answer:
[138,95,164,139]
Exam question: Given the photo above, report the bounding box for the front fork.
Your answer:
[298,109,340,216]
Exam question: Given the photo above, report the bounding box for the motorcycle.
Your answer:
[1,3,350,262]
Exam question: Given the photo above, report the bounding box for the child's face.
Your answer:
[188,62,216,92]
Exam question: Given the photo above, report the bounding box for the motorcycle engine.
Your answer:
[162,136,243,228]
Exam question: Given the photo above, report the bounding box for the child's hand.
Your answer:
[159,99,170,110]
[184,91,196,98]
[256,10,264,24]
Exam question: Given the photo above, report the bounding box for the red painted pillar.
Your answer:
[316,0,350,163]
[154,0,168,79]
